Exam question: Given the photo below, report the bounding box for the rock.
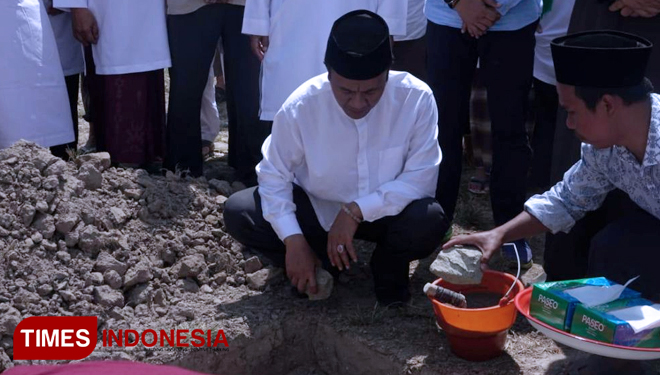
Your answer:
[200,284,213,293]
[205,215,219,225]
[243,256,263,274]
[208,179,232,197]
[172,254,206,279]
[153,289,166,306]
[45,159,66,176]
[37,284,53,296]
[42,175,60,190]
[56,213,79,235]
[109,207,129,226]
[2,156,17,165]
[35,201,49,213]
[94,252,128,276]
[20,204,36,226]
[247,267,282,291]
[172,306,195,320]
[155,307,167,317]
[56,251,71,263]
[108,306,125,320]
[430,245,483,285]
[0,227,8,237]
[123,189,143,200]
[306,267,334,301]
[59,290,77,302]
[13,289,40,310]
[126,283,151,307]
[246,269,269,290]
[42,240,57,251]
[78,164,103,190]
[215,195,228,205]
[177,278,199,293]
[104,270,123,289]
[123,262,153,288]
[77,152,111,172]
[0,313,21,336]
[65,230,79,247]
[32,213,55,239]
[31,232,43,244]
[93,286,124,308]
[85,272,104,287]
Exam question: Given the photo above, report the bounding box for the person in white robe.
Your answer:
[44,0,85,158]
[242,0,407,122]
[224,11,449,305]
[54,0,171,168]
[0,0,74,150]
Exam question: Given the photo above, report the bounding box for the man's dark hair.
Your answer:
[575,77,654,111]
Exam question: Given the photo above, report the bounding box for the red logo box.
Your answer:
[13,316,98,360]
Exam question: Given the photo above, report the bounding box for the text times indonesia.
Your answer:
[13,316,229,360]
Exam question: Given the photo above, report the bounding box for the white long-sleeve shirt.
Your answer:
[242,0,407,121]
[257,71,441,241]
[54,0,171,75]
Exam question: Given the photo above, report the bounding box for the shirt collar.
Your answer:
[642,93,660,168]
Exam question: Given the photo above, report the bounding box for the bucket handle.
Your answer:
[499,242,521,306]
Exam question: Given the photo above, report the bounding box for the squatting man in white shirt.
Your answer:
[224,10,450,306]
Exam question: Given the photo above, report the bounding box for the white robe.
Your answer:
[242,0,407,121]
[54,0,171,75]
[0,0,74,149]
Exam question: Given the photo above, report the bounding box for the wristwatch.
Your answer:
[444,0,461,9]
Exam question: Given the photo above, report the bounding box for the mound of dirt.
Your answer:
[0,142,275,371]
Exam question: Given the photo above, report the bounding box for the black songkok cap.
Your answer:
[324,9,392,80]
[551,30,652,88]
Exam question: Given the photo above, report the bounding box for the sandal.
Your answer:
[468,176,489,195]
[202,140,215,159]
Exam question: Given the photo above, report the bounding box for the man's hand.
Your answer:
[609,0,660,17]
[442,229,504,264]
[326,204,360,271]
[456,0,501,38]
[284,234,320,294]
[249,35,269,61]
[71,8,99,47]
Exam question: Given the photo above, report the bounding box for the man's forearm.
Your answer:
[494,211,549,243]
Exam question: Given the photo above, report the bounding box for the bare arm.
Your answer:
[443,211,549,263]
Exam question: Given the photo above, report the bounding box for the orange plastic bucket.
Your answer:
[428,270,524,361]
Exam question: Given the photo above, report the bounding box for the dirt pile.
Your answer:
[0,142,273,371]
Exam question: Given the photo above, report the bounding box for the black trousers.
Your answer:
[51,74,80,159]
[165,4,268,179]
[545,190,660,301]
[529,78,559,189]
[426,20,537,225]
[223,186,450,302]
[392,35,427,83]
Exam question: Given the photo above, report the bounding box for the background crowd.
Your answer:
[2,0,659,267]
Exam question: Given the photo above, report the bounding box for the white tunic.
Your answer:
[54,0,171,75]
[257,71,441,241]
[0,0,74,149]
[242,0,407,121]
